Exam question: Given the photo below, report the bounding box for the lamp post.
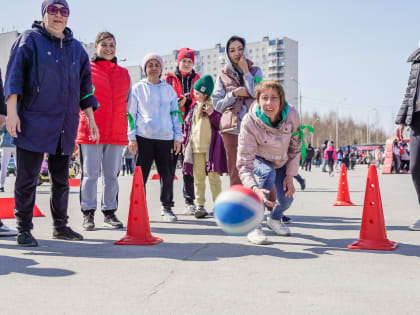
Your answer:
[290,77,302,121]
[336,98,347,149]
[367,108,377,144]
[311,118,319,146]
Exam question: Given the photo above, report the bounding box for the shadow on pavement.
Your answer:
[289,215,408,231]
[0,238,317,262]
[272,232,420,258]
[0,255,75,277]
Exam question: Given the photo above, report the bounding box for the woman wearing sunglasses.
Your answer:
[4,0,99,247]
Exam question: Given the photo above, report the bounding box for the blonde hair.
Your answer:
[255,80,286,111]
[197,95,212,119]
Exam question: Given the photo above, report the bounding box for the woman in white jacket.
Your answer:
[128,53,182,222]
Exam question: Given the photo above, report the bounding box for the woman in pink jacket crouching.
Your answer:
[237,80,301,245]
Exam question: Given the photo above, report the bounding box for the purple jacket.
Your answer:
[182,103,228,176]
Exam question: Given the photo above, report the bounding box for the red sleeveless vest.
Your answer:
[76,60,130,145]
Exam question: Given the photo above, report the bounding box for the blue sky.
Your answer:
[1,0,419,134]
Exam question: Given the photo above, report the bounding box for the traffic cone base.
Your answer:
[333,164,354,206]
[114,235,163,246]
[333,200,355,206]
[348,239,398,251]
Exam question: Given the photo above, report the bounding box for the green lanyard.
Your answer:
[170,103,185,124]
[292,125,314,164]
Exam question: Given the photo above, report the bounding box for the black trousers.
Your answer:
[125,158,133,175]
[172,152,195,205]
[136,136,174,209]
[14,147,70,232]
[304,158,312,171]
[410,112,420,205]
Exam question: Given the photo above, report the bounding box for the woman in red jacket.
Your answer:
[76,32,130,231]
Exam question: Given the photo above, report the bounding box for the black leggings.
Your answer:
[410,112,420,205]
[136,136,174,209]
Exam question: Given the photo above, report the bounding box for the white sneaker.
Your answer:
[0,223,18,236]
[267,217,291,236]
[184,204,196,215]
[409,219,420,231]
[247,226,268,245]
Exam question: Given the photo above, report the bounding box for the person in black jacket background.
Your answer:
[395,45,420,231]
[0,68,18,236]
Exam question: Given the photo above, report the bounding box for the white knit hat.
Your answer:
[142,53,164,75]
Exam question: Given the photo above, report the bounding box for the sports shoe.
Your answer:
[267,217,291,236]
[82,211,95,231]
[0,222,17,236]
[17,231,38,247]
[247,226,268,245]
[104,213,123,229]
[184,204,197,215]
[0,187,4,192]
[194,206,208,219]
[162,208,177,222]
[300,179,306,190]
[281,216,292,224]
[53,226,84,241]
[409,219,420,231]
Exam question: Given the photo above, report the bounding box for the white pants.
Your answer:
[1,147,16,187]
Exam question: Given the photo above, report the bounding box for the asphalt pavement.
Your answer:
[0,165,419,315]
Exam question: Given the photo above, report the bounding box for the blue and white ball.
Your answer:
[214,185,264,235]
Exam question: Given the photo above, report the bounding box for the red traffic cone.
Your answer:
[333,164,355,206]
[0,198,44,219]
[348,165,397,250]
[115,166,163,245]
[69,178,81,187]
[151,173,160,180]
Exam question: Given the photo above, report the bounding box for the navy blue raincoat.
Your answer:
[4,21,97,155]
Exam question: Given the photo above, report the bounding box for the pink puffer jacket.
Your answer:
[237,102,302,189]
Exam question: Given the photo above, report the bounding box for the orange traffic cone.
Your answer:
[114,166,163,245]
[348,165,397,250]
[152,173,178,180]
[333,164,355,206]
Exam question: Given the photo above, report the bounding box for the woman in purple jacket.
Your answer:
[4,0,99,247]
[182,75,227,218]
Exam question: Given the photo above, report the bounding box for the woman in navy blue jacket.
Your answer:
[4,0,99,247]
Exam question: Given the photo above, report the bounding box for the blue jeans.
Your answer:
[253,156,294,220]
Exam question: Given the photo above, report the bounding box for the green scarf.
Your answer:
[254,101,290,127]
[292,125,314,165]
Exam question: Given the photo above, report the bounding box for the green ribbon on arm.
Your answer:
[292,125,314,165]
[80,85,100,108]
[127,113,135,131]
[170,103,184,124]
